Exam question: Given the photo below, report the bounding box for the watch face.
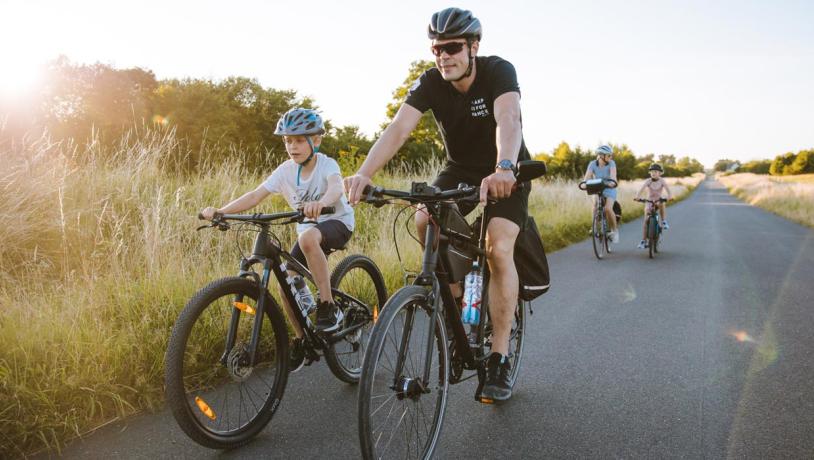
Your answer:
[497,160,513,170]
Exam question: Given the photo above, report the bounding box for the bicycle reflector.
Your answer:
[373,305,379,324]
[479,397,495,404]
[195,396,217,420]
[233,301,256,315]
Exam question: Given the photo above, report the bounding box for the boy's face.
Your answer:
[650,170,662,179]
[283,135,321,163]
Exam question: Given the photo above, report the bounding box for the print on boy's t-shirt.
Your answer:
[261,153,355,235]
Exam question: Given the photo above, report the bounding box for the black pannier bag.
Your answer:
[513,216,550,301]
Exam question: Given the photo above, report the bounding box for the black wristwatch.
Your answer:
[496,159,516,174]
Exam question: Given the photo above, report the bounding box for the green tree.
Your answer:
[714,159,734,172]
[786,149,814,175]
[770,152,796,175]
[739,159,771,174]
[380,60,443,167]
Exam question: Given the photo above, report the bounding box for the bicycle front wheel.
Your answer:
[164,277,289,449]
[325,254,388,383]
[358,285,449,460]
[592,211,604,260]
[648,217,658,259]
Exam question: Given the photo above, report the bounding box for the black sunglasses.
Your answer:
[431,41,467,57]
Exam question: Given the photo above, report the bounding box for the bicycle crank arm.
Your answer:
[326,321,367,344]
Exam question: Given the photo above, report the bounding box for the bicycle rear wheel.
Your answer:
[477,292,525,387]
[358,285,449,460]
[325,254,388,383]
[164,277,289,449]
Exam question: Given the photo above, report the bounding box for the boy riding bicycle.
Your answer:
[200,108,354,370]
[635,163,672,249]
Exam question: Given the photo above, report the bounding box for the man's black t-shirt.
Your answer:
[404,55,531,181]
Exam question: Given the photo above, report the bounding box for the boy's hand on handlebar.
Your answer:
[200,207,219,220]
[479,170,516,205]
[344,174,373,206]
[302,201,325,219]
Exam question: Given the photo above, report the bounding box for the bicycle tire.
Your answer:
[325,254,389,384]
[477,292,525,388]
[592,210,604,260]
[648,217,658,259]
[358,285,449,460]
[164,277,289,449]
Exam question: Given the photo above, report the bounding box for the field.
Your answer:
[0,131,702,457]
[718,173,814,227]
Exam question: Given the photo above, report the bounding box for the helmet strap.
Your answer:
[296,137,319,186]
[452,38,475,82]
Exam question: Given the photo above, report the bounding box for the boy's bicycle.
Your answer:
[635,197,668,259]
[578,178,618,260]
[164,208,388,449]
[356,160,547,459]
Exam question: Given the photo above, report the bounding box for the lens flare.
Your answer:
[730,330,756,343]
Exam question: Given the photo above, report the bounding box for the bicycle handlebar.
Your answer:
[197,207,336,224]
[634,198,668,204]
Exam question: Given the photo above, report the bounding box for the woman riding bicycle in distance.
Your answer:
[584,144,620,243]
[345,7,529,401]
[200,108,355,372]
[635,163,673,249]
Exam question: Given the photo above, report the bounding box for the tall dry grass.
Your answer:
[0,129,701,457]
[718,173,814,227]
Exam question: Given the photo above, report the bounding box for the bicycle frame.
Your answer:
[391,203,491,391]
[222,224,369,368]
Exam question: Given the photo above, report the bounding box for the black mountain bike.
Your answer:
[164,208,387,449]
[635,197,667,259]
[579,178,618,260]
[356,160,547,459]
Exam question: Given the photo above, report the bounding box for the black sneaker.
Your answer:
[289,337,306,374]
[315,301,344,333]
[481,352,512,401]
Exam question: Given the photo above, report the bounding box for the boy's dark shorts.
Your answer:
[433,165,530,230]
[289,219,352,271]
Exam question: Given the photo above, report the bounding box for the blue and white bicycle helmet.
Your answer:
[274,108,325,175]
[596,144,613,156]
[274,108,325,136]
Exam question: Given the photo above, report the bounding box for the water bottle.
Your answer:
[461,263,483,325]
[289,275,316,316]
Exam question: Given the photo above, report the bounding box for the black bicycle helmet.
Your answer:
[428,7,482,41]
[649,163,664,172]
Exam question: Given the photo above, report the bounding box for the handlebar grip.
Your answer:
[197,212,205,220]
[320,206,335,215]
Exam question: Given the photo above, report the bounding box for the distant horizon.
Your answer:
[2,0,812,168]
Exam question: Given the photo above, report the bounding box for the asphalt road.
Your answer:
[42,180,814,459]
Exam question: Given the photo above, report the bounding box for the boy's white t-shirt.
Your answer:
[261,153,355,235]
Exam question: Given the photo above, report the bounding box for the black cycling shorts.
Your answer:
[432,165,530,230]
[289,219,352,271]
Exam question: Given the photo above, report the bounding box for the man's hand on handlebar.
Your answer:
[479,170,516,205]
[344,174,373,206]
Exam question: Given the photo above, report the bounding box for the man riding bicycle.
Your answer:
[584,144,620,243]
[345,7,531,401]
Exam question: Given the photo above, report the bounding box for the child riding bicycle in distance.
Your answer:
[200,108,355,370]
[635,163,672,249]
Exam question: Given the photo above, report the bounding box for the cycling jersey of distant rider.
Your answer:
[405,56,531,181]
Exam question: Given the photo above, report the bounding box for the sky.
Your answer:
[1,0,812,167]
